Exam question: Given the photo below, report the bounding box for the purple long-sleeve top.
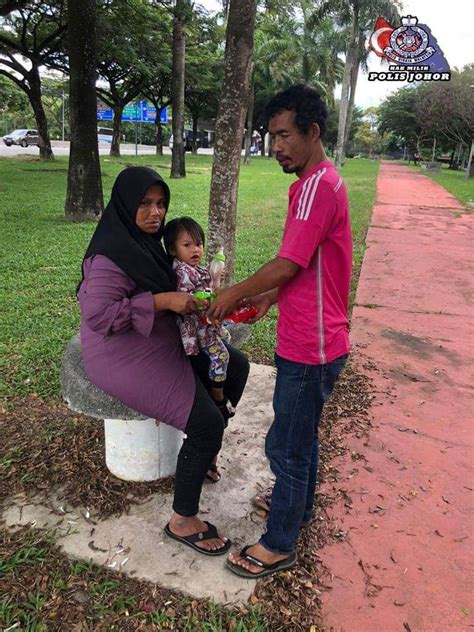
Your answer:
[78,254,195,430]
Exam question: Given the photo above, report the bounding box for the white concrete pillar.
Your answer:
[104,418,184,482]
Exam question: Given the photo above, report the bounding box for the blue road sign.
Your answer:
[97,101,167,123]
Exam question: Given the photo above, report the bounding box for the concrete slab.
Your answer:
[319,162,474,632]
[3,363,276,605]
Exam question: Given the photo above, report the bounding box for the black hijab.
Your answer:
[81,166,176,294]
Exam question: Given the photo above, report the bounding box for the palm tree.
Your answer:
[333,0,401,168]
[253,6,345,99]
[246,7,345,160]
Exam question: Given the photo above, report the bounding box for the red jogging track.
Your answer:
[319,162,474,632]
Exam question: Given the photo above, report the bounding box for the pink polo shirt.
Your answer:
[276,159,352,365]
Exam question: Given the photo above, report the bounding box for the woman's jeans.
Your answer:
[260,352,348,555]
[172,344,250,517]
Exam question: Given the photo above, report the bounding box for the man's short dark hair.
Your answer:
[264,84,327,139]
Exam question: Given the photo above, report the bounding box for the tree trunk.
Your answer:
[65,0,103,220]
[207,0,257,282]
[302,18,310,83]
[335,10,358,169]
[343,33,363,153]
[243,75,254,166]
[155,112,164,156]
[259,127,266,156]
[466,140,474,179]
[192,113,198,154]
[110,105,123,157]
[448,148,455,169]
[29,65,54,160]
[170,0,186,178]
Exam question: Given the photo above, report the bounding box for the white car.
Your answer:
[3,129,39,147]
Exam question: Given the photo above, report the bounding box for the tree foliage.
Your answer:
[95,0,171,156]
[378,65,474,162]
[378,86,423,152]
[0,0,28,17]
[417,65,474,149]
[0,0,67,158]
[185,10,223,153]
[331,0,401,167]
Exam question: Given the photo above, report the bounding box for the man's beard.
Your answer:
[277,153,297,174]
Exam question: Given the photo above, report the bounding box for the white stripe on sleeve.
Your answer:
[302,168,327,221]
[296,173,316,219]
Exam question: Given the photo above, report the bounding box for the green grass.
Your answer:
[402,161,474,205]
[0,154,379,399]
[0,527,266,631]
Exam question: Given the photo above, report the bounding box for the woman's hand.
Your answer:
[153,292,203,314]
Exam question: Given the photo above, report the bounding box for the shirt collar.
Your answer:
[289,159,333,194]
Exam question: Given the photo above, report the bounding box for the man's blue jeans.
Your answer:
[259,352,348,555]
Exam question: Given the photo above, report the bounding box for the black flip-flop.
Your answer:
[205,463,221,483]
[164,521,231,556]
[226,545,297,579]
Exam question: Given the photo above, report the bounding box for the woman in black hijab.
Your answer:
[81,166,175,294]
[78,166,249,555]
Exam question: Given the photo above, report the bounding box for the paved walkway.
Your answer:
[319,162,474,631]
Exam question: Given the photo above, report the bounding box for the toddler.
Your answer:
[163,217,234,445]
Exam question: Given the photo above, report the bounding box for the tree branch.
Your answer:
[38,24,67,52]
[0,54,27,76]
[0,67,28,92]
[0,0,28,17]
[0,32,25,55]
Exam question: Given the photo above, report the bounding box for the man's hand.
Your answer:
[245,292,275,323]
[205,257,299,321]
[205,286,241,321]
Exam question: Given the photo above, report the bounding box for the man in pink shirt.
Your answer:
[206,85,352,578]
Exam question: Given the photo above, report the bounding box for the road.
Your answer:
[0,141,215,158]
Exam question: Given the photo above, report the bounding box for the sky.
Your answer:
[199,0,473,109]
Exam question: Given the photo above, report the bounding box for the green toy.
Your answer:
[193,290,216,311]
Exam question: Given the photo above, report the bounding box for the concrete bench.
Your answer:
[426,162,441,173]
[60,324,250,483]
